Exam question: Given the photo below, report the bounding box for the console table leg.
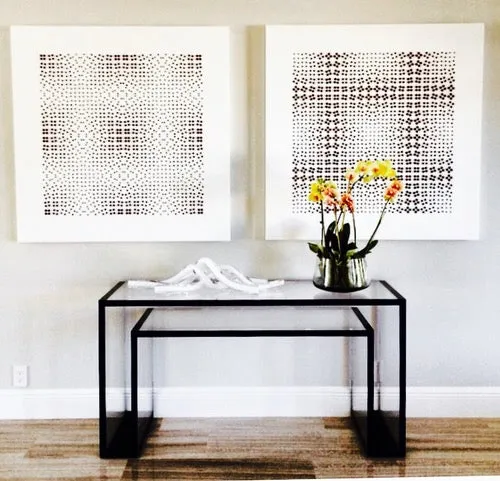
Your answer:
[131,309,155,457]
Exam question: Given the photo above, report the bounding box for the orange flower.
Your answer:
[389,179,404,192]
[384,179,404,201]
[340,193,355,212]
[384,187,398,201]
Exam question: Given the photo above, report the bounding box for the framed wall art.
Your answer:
[11,26,231,242]
[265,24,484,240]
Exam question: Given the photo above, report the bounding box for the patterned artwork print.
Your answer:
[40,53,204,216]
[292,51,456,215]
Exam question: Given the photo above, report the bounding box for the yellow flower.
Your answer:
[386,168,397,179]
[369,161,383,177]
[375,160,391,177]
[354,160,369,175]
[310,181,322,192]
[323,180,338,191]
[376,160,400,179]
[308,191,323,203]
[308,181,324,202]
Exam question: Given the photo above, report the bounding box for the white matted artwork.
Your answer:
[11,26,231,242]
[265,24,484,240]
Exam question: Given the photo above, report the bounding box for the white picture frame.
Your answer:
[265,24,484,240]
[11,26,231,242]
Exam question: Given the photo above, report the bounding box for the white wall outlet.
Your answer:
[12,365,28,387]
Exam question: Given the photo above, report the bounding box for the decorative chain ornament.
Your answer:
[128,258,285,294]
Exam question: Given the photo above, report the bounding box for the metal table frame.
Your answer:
[98,279,406,459]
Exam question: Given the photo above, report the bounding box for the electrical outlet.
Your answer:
[12,365,28,387]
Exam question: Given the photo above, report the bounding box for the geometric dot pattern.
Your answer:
[40,53,204,216]
[292,51,456,214]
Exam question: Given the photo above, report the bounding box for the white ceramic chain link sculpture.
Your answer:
[128,257,284,294]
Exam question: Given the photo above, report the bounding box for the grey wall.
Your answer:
[0,0,499,390]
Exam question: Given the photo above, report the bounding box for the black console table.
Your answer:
[98,280,406,459]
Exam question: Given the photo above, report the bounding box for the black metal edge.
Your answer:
[351,410,404,458]
[135,330,369,338]
[102,298,402,308]
[367,326,375,418]
[131,308,154,333]
[99,281,126,302]
[348,317,375,454]
[100,411,146,458]
[136,414,156,457]
[350,409,368,454]
[351,307,373,333]
[130,324,139,454]
[134,310,156,457]
[379,280,405,300]
[98,302,107,457]
[399,298,407,455]
[131,309,154,456]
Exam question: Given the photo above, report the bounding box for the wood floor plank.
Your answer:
[0,458,127,480]
[0,419,126,480]
[122,457,315,480]
[0,417,499,479]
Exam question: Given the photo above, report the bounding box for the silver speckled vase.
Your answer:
[313,256,369,292]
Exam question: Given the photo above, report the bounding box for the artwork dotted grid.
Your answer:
[291,51,456,216]
[40,53,205,217]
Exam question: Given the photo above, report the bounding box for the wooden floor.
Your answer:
[0,417,500,480]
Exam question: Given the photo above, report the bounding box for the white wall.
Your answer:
[0,0,499,399]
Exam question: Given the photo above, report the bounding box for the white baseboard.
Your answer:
[1,386,499,420]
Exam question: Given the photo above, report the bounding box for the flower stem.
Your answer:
[320,201,325,248]
[352,211,357,246]
[365,200,389,247]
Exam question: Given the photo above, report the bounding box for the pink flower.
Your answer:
[324,195,337,207]
[344,169,359,183]
[340,193,355,212]
[323,186,340,206]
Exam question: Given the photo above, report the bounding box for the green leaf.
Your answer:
[308,242,321,255]
[325,221,339,253]
[351,239,379,259]
[339,223,351,254]
[365,239,378,252]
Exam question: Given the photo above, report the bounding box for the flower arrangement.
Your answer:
[308,160,403,264]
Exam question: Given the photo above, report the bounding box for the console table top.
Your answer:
[101,279,404,306]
